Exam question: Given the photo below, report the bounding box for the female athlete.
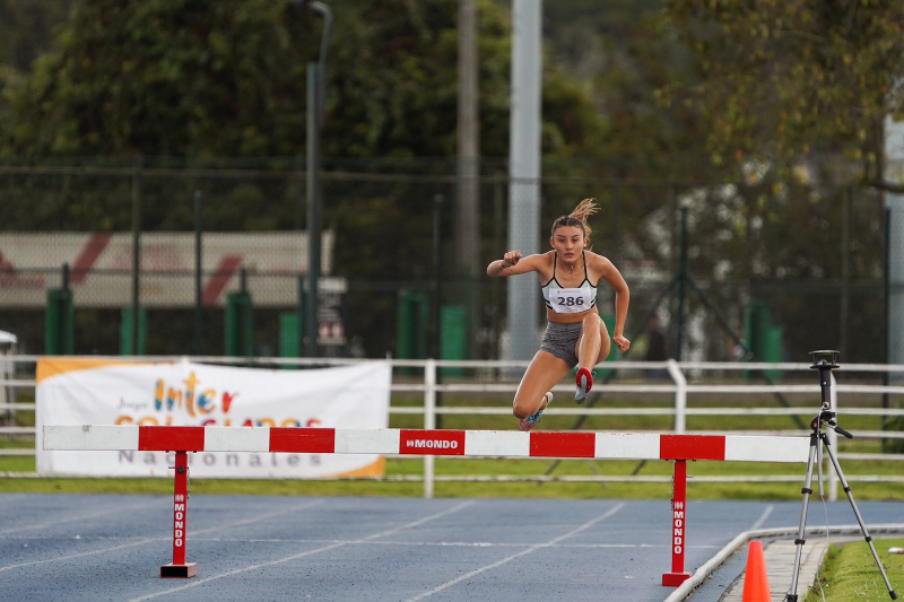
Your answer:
[486,198,631,431]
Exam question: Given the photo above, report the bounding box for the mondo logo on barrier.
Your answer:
[672,501,685,555]
[173,494,186,548]
[400,429,466,456]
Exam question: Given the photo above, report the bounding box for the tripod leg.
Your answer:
[823,440,898,599]
[816,440,825,499]
[787,434,820,602]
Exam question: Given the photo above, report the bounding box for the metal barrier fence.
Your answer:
[0,160,895,364]
[3,355,904,500]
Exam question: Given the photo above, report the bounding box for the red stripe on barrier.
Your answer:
[139,426,205,451]
[529,432,595,458]
[399,429,466,455]
[269,428,336,453]
[660,435,725,461]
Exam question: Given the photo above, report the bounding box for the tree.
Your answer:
[0,0,318,156]
[0,0,72,93]
[0,0,617,357]
[662,0,904,190]
[0,0,612,240]
[0,0,608,158]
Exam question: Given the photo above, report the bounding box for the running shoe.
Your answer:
[518,391,553,432]
[574,367,593,404]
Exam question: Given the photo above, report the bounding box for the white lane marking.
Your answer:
[403,502,626,602]
[0,498,160,535]
[157,537,719,549]
[127,500,476,602]
[0,499,324,573]
[0,534,721,549]
[749,505,774,531]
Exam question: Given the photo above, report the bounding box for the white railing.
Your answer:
[3,355,904,500]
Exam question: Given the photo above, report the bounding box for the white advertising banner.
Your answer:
[36,357,390,478]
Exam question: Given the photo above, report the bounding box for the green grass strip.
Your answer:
[2,453,904,500]
[805,537,904,602]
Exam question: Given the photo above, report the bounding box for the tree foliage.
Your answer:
[1,0,315,156]
[0,0,895,361]
[662,0,904,188]
[0,0,608,163]
[0,0,71,91]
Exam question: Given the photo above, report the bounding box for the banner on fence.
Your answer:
[0,231,338,308]
[36,357,390,478]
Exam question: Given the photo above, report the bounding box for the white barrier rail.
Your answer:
[42,425,811,463]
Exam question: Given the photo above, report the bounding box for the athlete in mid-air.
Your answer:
[486,198,631,431]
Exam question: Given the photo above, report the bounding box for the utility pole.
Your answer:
[194,191,203,356]
[506,0,542,363]
[458,0,480,359]
[885,112,904,378]
[130,170,141,356]
[306,61,322,358]
[288,0,332,358]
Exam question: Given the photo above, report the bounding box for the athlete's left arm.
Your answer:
[596,256,631,352]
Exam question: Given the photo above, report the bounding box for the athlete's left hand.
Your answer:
[613,335,631,353]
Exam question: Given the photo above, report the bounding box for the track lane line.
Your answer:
[0,498,160,535]
[0,499,325,573]
[127,500,476,602]
[403,502,626,602]
[142,537,718,550]
[749,505,775,531]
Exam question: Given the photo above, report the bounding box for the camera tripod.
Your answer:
[786,350,898,601]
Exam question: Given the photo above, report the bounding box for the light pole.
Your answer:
[506,0,542,364]
[287,0,332,357]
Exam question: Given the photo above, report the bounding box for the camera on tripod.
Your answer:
[810,349,841,413]
[809,349,840,369]
[785,350,899,602]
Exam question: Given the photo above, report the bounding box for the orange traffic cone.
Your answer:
[742,540,772,602]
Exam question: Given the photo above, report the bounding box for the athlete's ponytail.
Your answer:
[550,198,600,250]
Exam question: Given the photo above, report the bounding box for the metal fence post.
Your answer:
[131,171,141,357]
[424,358,436,499]
[828,372,839,501]
[306,61,321,359]
[675,207,688,361]
[668,359,687,434]
[193,190,203,356]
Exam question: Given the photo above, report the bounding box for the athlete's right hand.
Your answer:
[502,250,522,268]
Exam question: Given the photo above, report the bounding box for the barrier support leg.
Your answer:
[161,451,198,578]
[662,459,691,586]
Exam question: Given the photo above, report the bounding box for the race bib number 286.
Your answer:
[549,288,593,314]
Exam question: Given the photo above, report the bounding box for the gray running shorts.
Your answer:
[539,322,583,368]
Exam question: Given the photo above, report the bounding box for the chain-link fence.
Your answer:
[0,158,893,364]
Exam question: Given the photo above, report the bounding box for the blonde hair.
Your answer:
[551,198,600,250]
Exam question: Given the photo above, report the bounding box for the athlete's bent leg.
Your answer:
[512,351,571,422]
[576,312,611,369]
[595,315,612,365]
[573,313,611,403]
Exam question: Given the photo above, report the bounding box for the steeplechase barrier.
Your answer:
[44,425,809,584]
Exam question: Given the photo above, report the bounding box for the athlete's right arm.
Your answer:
[486,250,541,277]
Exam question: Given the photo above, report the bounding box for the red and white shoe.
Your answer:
[518,392,553,432]
[575,367,593,404]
